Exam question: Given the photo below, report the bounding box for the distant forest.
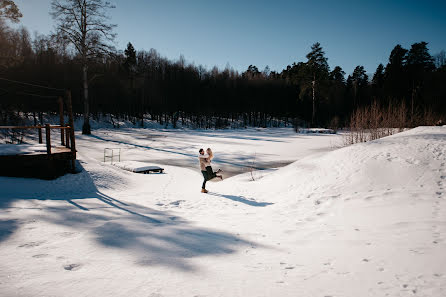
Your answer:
[1,1,445,132]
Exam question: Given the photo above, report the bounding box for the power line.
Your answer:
[0,77,65,92]
[16,92,59,99]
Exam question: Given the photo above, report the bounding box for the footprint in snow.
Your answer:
[64,263,82,271]
[169,200,185,206]
[18,241,46,248]
[32,254,49,258]
[57,232,76,238]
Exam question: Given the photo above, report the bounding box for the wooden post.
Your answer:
[58,96,65,146]
[38,127,43,144]
[65,90,76,171]
[45,124,51,155]
[65,126,70,148]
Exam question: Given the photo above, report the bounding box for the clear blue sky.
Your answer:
[13,0,446,75]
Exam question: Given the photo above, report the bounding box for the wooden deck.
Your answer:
[0,84,77,179]
[0,145,76,180]
[0,94,76,180]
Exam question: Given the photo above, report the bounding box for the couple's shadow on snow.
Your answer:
[0,161,269,271]
[207,192,274,207]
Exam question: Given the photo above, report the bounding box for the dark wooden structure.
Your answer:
[0,90,77,180]
[138,167,164,174]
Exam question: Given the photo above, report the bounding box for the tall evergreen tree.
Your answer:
[406,42,435,71]
[124,42,137,74]
[406,42,435,119]
[371,63,385,102]
[372,64,385,87]
[306,42,329,72]
[327,66,346,120]
[305,42,329,125]
[384,44,408,100]
[349,65,369,107]
[351,66,368,86]
[386,44,408,70]
[330,66,345,84]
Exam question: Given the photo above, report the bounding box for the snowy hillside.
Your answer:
[0,126,445,297]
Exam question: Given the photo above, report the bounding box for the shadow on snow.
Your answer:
[0,162,258,271]
[207,192,274,207]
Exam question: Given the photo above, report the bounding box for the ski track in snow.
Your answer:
[0,126,445,297]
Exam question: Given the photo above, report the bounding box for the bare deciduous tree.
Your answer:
[0,0,22,22]
[51,0,116,134]
[435,50,446,69]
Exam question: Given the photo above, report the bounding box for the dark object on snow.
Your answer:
[436,119,444,126]
[137,166,164,174]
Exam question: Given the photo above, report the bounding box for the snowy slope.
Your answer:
[0,126,445,297]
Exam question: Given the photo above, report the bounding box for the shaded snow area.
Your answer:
[0,126,445,297]
[0,143,47,156]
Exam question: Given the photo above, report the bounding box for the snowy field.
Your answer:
[74,127,342,177]
[0,126,445,297]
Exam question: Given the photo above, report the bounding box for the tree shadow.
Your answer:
[207,192,274,207]
[0,162,260,271]
[86,134,272,170]
[0,219,18,242]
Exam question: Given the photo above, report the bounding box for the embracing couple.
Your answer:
[198,148,223,193]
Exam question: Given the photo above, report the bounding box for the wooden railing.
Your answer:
[0,125,76,156]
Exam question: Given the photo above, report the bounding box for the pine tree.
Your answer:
[372,64,385,88]
[406,42,435,119]
[306,42,329,72]
[305,42,330,125]
[330,66,345,84]
[407,42,435,71]
[371,63,385,103]
[124,42,137,74]
[384,44,408,100]
[350,65,369,107]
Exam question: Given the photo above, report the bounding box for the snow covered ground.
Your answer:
[0,143,47,156]
[75,127,342,177]
[0,126,445,297]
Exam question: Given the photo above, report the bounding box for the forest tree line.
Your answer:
[1,1,445,131]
